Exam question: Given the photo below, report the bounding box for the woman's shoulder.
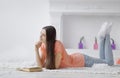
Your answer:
[55,40,64,53]
[55,40,63,46]
[55,40,65,49]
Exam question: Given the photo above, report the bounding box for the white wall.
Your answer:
[50,0,120,12]
[0,0,50,61]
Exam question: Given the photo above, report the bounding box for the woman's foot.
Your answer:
[98,22,113,39]
[98,22,109,39]
[106,22,112,35]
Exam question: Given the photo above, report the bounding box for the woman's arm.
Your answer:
[35,41,43,67]
[55,52,62,69]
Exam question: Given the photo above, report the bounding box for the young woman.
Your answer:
[35,23,114,69]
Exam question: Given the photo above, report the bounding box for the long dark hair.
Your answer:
[42,26,56,69]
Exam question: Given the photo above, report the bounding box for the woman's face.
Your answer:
[40,29,46,43]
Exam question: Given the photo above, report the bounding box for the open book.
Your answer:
[17,67,42,72]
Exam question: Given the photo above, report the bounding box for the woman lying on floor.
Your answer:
[35,22,114,69]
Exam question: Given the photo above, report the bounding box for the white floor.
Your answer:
[1,71,120,78]
[0,67,120,78]
[0,70,119,78]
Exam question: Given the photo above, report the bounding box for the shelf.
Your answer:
[50,9,120,16]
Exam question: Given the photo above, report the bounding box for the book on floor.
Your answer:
[17,67,42,72]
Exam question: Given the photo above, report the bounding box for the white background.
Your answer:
[0,0,50,60]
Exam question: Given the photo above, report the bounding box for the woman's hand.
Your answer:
[35,41,42,51]
[35,41,43,67]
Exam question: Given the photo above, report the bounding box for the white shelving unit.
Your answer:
[50,0,120,49]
